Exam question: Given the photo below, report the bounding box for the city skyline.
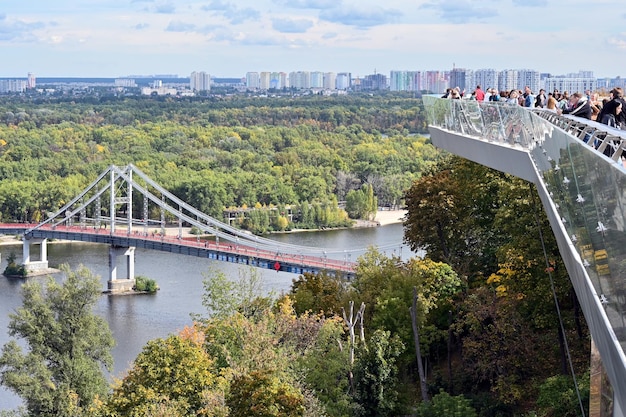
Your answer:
[1,0,625,78]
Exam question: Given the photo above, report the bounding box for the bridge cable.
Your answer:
[529,183,586,417]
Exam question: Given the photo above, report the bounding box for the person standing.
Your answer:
[562,92,592,119]
[534,89,547,108]
[474,85,485,102]
[597,88,626,127]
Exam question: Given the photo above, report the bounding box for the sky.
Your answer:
[1,0,625,79]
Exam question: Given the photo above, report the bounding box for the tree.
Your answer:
[0,264,114,417]
[352,329,404,417]
[288,271,349,316]
[345,184,377,220]
[199,266,272,320]
[107,334,224,417]
[403,156,506,281]
[227,370,305,417]
[415,389,477,417]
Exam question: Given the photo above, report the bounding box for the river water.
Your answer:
[0,223,412,410]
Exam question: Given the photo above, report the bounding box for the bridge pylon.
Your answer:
[22,237,49,273]
[107,246,136,293]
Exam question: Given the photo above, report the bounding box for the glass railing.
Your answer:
[423,95,626,350]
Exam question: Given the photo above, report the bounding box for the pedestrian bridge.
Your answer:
[423,96,626,415]
[0,164,361,290]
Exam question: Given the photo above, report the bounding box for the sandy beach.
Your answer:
[374,209,407,226]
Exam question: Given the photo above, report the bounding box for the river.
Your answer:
[0,223,413,410]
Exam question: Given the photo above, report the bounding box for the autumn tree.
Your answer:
[106,334,223,417]
[0,265,114,417]
[288,271,349,316]
[403,156,507,281]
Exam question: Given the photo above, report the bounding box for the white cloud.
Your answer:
[272,18,314,33]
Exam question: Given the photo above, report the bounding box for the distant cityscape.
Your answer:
[1,67,625,96]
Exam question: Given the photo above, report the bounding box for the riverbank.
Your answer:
[0,210,408,243]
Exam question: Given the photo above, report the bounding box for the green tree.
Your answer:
[227,369,305,417]
[345,184,377,220]
[107,334,223,417]
[199,267,272,320]
[536,373,589,417]
[289,271,349,316]
[403,156,506,281]
[415,389,477,417]
[0,265,114,417]
[352,329,404,417]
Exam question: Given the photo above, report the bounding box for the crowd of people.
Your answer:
[442,85,626,130]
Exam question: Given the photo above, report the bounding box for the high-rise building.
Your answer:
[423,71,448,94]
[361,73,387,91]
[115,78,137,88]
[517,69,541,93]
[498,69,518,93]
[259,72,271,90]
[336,73,351,90]
[449,67,468,93]
[246,72,260,89]
[323,72,336,90]
[190,71,211,92]
[288,71,311,89]
[0,79,27,93]
[474,69,498,91]
[27,72,36,89]
[310,71,324,89]
[389,71,421,92]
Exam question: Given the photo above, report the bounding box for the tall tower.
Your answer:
[27,72,36,89]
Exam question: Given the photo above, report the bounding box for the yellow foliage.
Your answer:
[487,273,501,285]
[0,139,6,146]
[135,160,150,170]
[254,202,262,209]
[495,285,508,296]
[179,323,206,346]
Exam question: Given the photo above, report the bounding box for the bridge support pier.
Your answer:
[22,238,49,273]
[107,246,135,293]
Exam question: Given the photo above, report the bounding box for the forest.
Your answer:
[0,94,590,416]
[0,94,433,229]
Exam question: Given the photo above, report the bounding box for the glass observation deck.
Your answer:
[423,95,626,412]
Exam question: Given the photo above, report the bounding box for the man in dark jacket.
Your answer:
[563,92,592,119]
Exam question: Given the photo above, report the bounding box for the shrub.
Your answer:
[134,276,158,293]
[2,252,26,277]
[415,390,477,417]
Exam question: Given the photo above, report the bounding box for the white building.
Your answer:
[246,72,260,89]
[259,72,271,90]
[473,69,498,91]
[190,71,210,92]
[389,71,421,91]
[336,72,351,90]
[498,69,518,93]
[115,78,137,88]
[516,69,541,93]
[0,79,27,93]
[323,72,336,90]
[310,71,324,89]
[27,72,36,89]
[543,77,597,95]
[289,71,311,89]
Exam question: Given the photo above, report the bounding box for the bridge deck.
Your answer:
[0,224,356,278]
